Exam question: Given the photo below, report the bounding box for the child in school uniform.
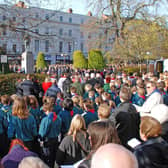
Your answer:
[39,102,62,168]
[8,97,38,153]
[28,95,41,128]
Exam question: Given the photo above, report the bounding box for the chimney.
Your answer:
[15,1,26,8]
[102,14,108,20]
[68,8,73,13]
[88,11,92,16]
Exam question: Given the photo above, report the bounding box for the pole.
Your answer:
[64,55,65,65]
[2,63,4,74]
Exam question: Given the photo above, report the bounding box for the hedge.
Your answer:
[0,73,47,95]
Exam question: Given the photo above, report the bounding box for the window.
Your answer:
[88,33,91,39]
[59,41,63,52]
[59,28,63,36]
[22,18,25,23]
[35,40,39,52]
[80,43,84,52]
[13,44,17,53]
[45,14,49,20]
[68,42,72,52]
[22,32,25,37]
[35,29,39,34]
[13,17,16,21]
[81,19,84,24]
[80,32,84,38]
[3,44,7,52]
[45,27,49,34]
[60,16,63,22]
[99,33,102,39]
[22,45,25,52]
[2,15,6,21]
[45,40,49,52]
[3,29,6,36]
[35,13,39,18]
[68,30,72,37]
[69,17,72,23]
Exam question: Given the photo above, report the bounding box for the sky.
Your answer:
[66,0,88,15]
[0,0,88,15]
[0,0,167,16]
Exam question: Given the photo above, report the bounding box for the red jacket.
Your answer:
[42,82,52,94]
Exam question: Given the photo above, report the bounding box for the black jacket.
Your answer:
[20,80,36,96]
[110,102,140,148]
[45,84,61,99]
[62,77,72,98]
[134,137,168,168]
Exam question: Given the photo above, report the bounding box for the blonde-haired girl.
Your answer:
[56,114,90,165]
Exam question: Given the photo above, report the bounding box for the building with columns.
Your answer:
[0,1,94,64]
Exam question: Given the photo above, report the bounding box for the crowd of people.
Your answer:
[1,67,168,168]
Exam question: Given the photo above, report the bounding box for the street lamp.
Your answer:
[146,52,150,72]
[61,53,66,64]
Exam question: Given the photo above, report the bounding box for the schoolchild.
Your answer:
[132,88,146,106]
[108,83,117,101]
[40,96,59,120]
[0,95,12,130]
[56,114,90,165]
[8,97,38,152]
[72,95,83,115]
[70,86,78,98]
[55,92,64,114]
[82,99,98,128]
[39,102,62,168]
[59,98,74,137]
[0,95,12,154]
[28,95,41,128]
[88,90,96,102]
[83,84,92,99]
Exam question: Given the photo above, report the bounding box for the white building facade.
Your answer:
[0,1,92,64]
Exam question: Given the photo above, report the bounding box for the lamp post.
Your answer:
[61,53,66,64]
[146,52,150,72]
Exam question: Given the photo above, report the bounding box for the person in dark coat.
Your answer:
[110,87,140,149]
[134,116,168,168]
[20,74,36,96]
[45,78,61,99]
[86,73,97,88]
[95,73,104,87]
[62,74,72,98]
[32,76,43,106]
[15,78,23,96]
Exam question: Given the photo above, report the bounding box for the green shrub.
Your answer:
[88,49,105,70]
[36,52,47,71]
[0,73,47,95]
[73,50,88,69]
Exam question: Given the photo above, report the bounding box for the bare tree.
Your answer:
[0,0,67,39]
[83,0,166,51]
